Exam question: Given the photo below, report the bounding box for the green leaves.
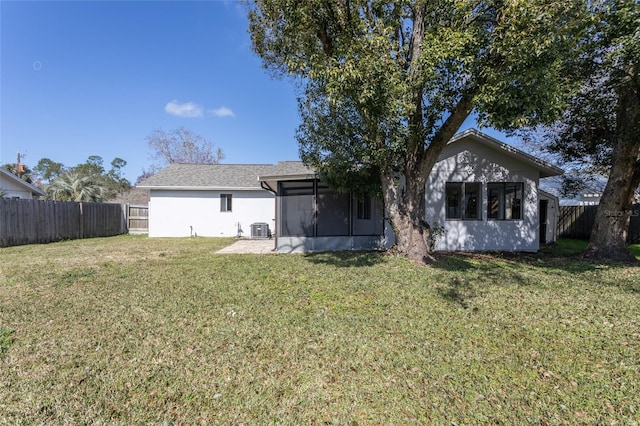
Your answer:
[249,0,590,161]
[46,170,108,202]
[248,0,591,258]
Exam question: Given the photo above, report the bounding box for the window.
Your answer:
[446,182,481,220]
[487,183,523,220]
[220,194,232,212]
[356,197,371,220]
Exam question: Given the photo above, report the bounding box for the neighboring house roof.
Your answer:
[137,163,289,190]
[0,168,46,197]
[539,174,608,206]
[451,129,564,178]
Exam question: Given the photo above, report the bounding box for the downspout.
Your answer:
[260,181,278,251]
[260,181,276,195]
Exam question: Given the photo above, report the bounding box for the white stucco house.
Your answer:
[137,163,307,238]
[139,129,562,252]
[424,129,563,251]
[0,168,46,199]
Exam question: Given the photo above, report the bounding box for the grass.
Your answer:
[540,238,640,258]
[540,238,589,256]
[0,235,639,424]
[0,327,14,358]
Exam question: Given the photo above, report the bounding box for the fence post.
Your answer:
[79,202,84,239]
[123,203,129,234]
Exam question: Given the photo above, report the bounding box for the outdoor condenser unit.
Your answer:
[250,222,270,239]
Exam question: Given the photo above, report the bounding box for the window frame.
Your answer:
[445,182,481,221]
[487,182,523,221]
[220,193,232,212]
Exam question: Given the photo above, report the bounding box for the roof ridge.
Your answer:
[168,163,276,166]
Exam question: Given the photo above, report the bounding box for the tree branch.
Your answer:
[421,92,475,177]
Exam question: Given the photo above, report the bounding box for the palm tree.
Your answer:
[46,171,107,202]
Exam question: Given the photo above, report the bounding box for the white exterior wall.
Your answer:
[0,175,36,199]
[425,140,541,252]
[148,189,275,238]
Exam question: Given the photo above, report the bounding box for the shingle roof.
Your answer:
[261,161,315,179]
[136,162,315,190]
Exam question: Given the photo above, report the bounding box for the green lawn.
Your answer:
[1,235,639,424]
[541,238,640,258]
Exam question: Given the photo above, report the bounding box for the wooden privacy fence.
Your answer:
[0,198,129,247]
[127,204,149,234]
[558,204,640,243]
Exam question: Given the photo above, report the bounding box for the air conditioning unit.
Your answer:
[250,223,270,239]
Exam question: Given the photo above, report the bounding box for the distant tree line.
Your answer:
[2,156,131,203]
[2,126,224,202]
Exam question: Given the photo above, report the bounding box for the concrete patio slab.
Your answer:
[215,238,276,254]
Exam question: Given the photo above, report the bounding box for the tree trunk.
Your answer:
[380,92,474,264]
[381,172,434,264]
[584,79,640,262]
[584,143,640,261]
[376,2,475,264]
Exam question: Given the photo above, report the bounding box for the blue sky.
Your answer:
[1,0,513,184]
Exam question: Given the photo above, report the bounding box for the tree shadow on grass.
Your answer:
[303,250,387,268]
[436,276,478,309]
[431,250,640,296]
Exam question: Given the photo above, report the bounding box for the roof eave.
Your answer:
[258,173,317,182]
[539,166,564,178]
[539,189,560,201]
[137,185,267,191]
[0,168,46,196]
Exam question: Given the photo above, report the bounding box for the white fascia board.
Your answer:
[138,185,265,191]
[257,173,317,182]
[0,168,46,196]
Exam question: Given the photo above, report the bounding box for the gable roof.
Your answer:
[137,130,560,191]
[0,168,46,197]
[137,163,285,190]
[450,129,563,178]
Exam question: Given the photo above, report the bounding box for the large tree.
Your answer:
[526,0,639,261]
[32,158,65,184]
[46,170,107,202]
[579,0,639,261]
[249,0,588,262]
[145,127,224,172]
[41,156,132,202]
[71,155,131,197]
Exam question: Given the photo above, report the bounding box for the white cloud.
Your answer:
[165,100,203,118]
[209,106,235,118]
